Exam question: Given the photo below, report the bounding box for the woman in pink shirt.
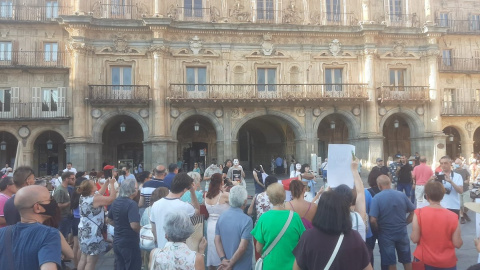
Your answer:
[0,177,16,228]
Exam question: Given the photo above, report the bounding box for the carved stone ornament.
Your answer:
[296,108,306,117]
[66,41,95,54]
[378,107,387,116]
[229,0,251,22]
[170,108,180,118]
[167,4,178,20]
[214,109,223,118]
[466,121,474,138]
[149,45,169,56]
[313,108,322,117]
[139,109,149,118]
[262,33,274,56]
[392,41,406,57]
[329,39,341,57]
[416,106,424,115]
[210,6,220,22]
[91,109,102,119]
[231,108,241,119]
[190,36,203,55]
[352,106,361,116]
[100,34,140,54]
[283,1,300,24]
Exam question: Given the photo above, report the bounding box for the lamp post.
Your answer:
[0,134,6,151]
[394,119,399,154]
[120,122,126,133]
[194,121,200,132]
[330,120,335,145]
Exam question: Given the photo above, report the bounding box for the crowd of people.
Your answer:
[0,154,480,270]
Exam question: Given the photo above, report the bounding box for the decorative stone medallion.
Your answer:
[190,36,203,55]
[296,108,306,117]
[329,39,341,56]
[352,106,361,116]
[416,106,424,116]
[139,109,149,118]
[378,107,387,116]
[170,108,180,118]
[231,108,241,119]
[313,108,322,117]
[214,109,223,118]
[91,109,102,118]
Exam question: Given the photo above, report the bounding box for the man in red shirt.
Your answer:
[412,156,434,208]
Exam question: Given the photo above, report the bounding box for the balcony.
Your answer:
[378,86,430,104]
[0,102,70,120]
[177,7,211,22]
[168,84,368,104]
[385,13,420,27]
[439,58,480,73]
[435,19,480,34]
[0,51,69,69]
[0,4,71,22]
[88,85,150,105]
[92,4,143,20]
[442,102,480,116]
[317,12,358,26]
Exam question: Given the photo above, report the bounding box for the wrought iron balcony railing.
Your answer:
[439,58,480,73]
[442,101,480,115]
[177,6,211,22]
[320,12,357,26]
[0,102,70,119]
[0,51,68,68]
[92,4,143,20]
[88,85,150,104]
[378,86,430,103]
[435,19,480,34]
[385,13,420,27]
[0,4,71,21]
[168,84,368,103]
[256,9,278,23]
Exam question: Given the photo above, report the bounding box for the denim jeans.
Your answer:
[58,216,73,238]
[397,183,412,198]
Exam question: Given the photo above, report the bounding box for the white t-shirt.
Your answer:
[350,211,366,241]
[63,167,77,174]
[440,172,463,210]
[150,197,195,248]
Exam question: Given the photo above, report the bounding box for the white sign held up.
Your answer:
[327,144,355,189]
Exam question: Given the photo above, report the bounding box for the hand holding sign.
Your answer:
[327,144,356,189]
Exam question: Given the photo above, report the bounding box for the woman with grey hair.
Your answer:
[107,178,141,269]
[181,171,204,204]
[149,211,207,270]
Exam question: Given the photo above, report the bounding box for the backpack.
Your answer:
[139,224,156,250]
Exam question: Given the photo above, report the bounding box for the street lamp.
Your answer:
[120,122,126,133]
[194,121,200,132]
[0,135,5,151]
[449,134,454,142]
[393,119,399,129]
[330,120,336,130]
[46,139,53,150]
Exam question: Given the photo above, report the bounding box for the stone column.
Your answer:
[363,48,377,135]
[463,141,474,161]
[65,142,102,172]
[216,140,224,165]
[154,0,160,16]
[427,47,442,133]
[295,139,307,164]
[424,0,433,24]
[361,0,370,22]
[151,46,167,137]
[73,0,85,15]
[23,149,34,168]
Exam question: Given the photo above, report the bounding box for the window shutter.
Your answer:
[32,87,41,117]
[58,87,66,117]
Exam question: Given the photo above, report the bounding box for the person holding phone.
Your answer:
[437,156,464,218]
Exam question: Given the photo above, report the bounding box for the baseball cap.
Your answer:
[395,154,402,158]
[376,158,383,162]
[103,165,115,170]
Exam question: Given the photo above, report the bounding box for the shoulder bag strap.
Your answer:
[324,233,344,270]
[5,225,15,270]
[261,210,294,259]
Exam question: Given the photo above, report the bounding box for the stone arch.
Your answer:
[0,127,22,142]
[379,107,425,138]
[27,127,68,150]
[313,108,360,139]
[442,124,467,143]
[91,110,149,143]
[171,110,224,141]
[231,110,306,141]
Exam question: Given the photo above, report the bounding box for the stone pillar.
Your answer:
[73,0,85,15]
[154,0,160,16]
[66,142,102,172]
[363,48,377,135]
[462,141,474,160]
[304,108,317,157]
[361,0,370,22]
[424,0,433,23]
[216,140,224,165]
[231,140,238,160]
[295,139,307,164]
[351,136,384,170]
[223,110,234,160]
[151,47,167,136]
[426,45,442,133]
[23,149,34,168]
[145,140,170,170]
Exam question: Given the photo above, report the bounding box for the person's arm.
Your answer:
[312,186,324,204]
[247,195,255,216]
[452,224,463,248]
[410,213,420,243]
[106,217,115,226]
[225,239,249,268]
[93,178,117,208]
[149,248,157,270]
[130,222,140,233]
[59,232,74,259]
[189,183,200,215]
[352,159,367,222]
[40,263,59,270]
[138,195,145,208]
[194,237,207,270]
[370,216,378,233]
[300,172,314,180]
[98,178,109,195]
[363,264,373,270]
[446,174,463,194]
[406,211,414,224]
[253,172,264,188]
[0,216,6,227]
[255,239,264,254]
[151,221,157,242]
[293,260,302,270]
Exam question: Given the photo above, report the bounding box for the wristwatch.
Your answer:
[220,256,227,261]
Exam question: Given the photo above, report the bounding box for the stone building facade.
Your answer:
[0,0,479,174]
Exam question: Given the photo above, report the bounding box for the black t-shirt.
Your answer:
[222,166,229,176]
[398,163,413,184]
[4,195,20,225]
[107,197,140,245]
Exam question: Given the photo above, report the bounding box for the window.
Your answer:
[111,66,132,90]
[471,14,480,31]
[0,0,13,18]
[257,68,276,91]
[389,69,406,90]
[257,0,274,21]
[326,0,341,21]
[389,0,403,21]
[476,89,480,102]
[42,88,58,112]
[325,68,343,91]
[443,88,455,109]
[0,42,12,61]
[0,88,11,112]
[438,13,449,27]
[44,43,58,62]
[45,1,59,19]
[186,67,207,91]
[442,50,452,66]
[184,0,202,18]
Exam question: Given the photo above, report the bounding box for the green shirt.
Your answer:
[53,185,70,218]
[251,210,305,270]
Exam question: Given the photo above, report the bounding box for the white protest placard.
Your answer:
[327,144,355,189]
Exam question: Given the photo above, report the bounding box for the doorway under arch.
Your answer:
[443,126,461,159]
[33,131,66,176]
[383,115,411,159]
[317,114,350,160]
[0,131,18,170]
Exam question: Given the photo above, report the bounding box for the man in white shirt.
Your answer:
[438,156,464,218]
[63,162,77,175]
[150,172,200,248]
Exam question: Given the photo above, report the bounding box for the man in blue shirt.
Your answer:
[275,155,283,175]
[164,163,178,188]
[139,165,168,208]
[215,186,253,270]
[370,175,415,270]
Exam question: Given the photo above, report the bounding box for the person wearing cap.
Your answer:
[412,156,434,208]
[396,155,414,199]
[388,155,402,188]
[372,158,389,176]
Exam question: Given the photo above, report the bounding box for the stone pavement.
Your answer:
[93,173,479,269]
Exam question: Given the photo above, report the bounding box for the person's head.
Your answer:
[295,163,301,171]
[154,165,166,178]
[211,158,217,165]
[376,175,392,190]
[163,211,194,242]
[77,180,95,197]
[13,166,35,189]
[206,173,223,199]
[193,162,199,168]
[233,159,239,166]
[254,165,261,171]
[66,162,72,169]
[419,156,427,164]
[415,152,419,157]
[395,154,401,161]
[333,184,356,207]
[75,171,84,179]
[62,171,75,185]
[367,169,381,188]
[4,163,7,167]
[170,173,193,194]
[312,190,351,235]
[424,180,445,202]
[264,175,278,190]
[150,187,169,205]
[229,186,248,208]
[168,163,178,174]
[15,185,57,222]
[187,171,201,190]
[376,158,384,167]
[118,178,138,198]
[0,176,16,194]
[136,171,151,184]
[300,164,310,173]
[289,180,306,199]
[440,156,452,172]
[400,155,406,163]
[266,183,285,206]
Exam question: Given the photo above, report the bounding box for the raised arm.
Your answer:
[352,158,367,222]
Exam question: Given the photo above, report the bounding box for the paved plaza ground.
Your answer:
[92,172,480,269]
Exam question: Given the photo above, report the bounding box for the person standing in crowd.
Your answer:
[205,173,230,270]
[370,175,415,270]
[4,166,35,225]
[149,211,207,270]
[251,183,305,270]
[371,158,390,177]
[412,156,434,208]
[164,163,179,189]
[192,162,201,174]
[0,164,8,175]
[283,157,288,175]
[227,159,246,188]
[118,166,136,184]
[222,159,232,181]
[204,159,222,192]
[247,175,279,224]
[215,186,253,270]
[177,158,183,171]
[108,178,141,270]
[298,164,315,199]
[64,162,77,175]
[454,158,472,224]
[397,155,414,199]
[414,152,421,167]
[438,156,464,218]
[77,177,117,270]
[293,191,372,270]
[253,165,265,195]
[54,171,75,238]
[321,158,328,182]
[0,185,73,269]
[181,171,204,204]
[410,181,462,269]
[71,177,88,269]
[286,180,317,229]
[275,155,283,175]
[0,177,15,228]
[136,170,151,217]
[389,154,401,188]
[150,173,200,248]
[290,159,296,175]
[139,165,168,208]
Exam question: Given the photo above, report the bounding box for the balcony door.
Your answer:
[44,42,58,64]
[470,14,480,31]
[45,1,59,19]
[32,87,65,118]
[389,69,407,98]
[0,0,13,19]
[111,66,132,99]
[186,67,207,98]
[257,0,274,22]
[325,68,343,94]
[0,88,12,118]
[0,42,12,63]
[326,0,341,22]
[438,13,449,27]
[184,0,203,18]
[257,68,277,98]
[387,0,403,23]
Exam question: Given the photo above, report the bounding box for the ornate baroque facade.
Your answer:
[0,0,479,174]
